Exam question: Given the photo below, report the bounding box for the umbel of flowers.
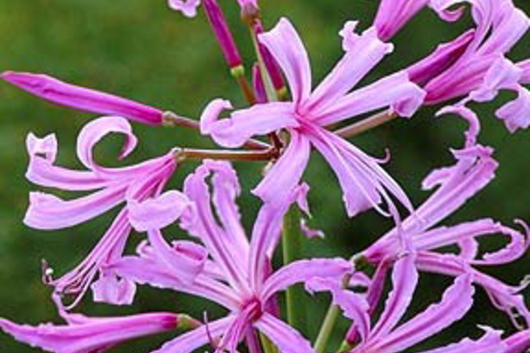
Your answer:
[1,0,530,352]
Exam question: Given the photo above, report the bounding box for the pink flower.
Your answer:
[1,71,171,124]
[362,107,530,327]
[26,116,179,308]
[106,161,360,353]
[201,18,425,219]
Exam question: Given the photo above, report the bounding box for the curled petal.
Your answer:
[470,57,522,102]
[259,18,312,106]
[205,101,297,148]
[496,87,530,133]
[261,258,352,301]
[129,190,191,232]
[374,0,429,41]
[0,312,179,353]
[76,116,138,173]
[91,274,136,306]
[305,278,370,341]
[417,326,505,353]
[200,98,233,135]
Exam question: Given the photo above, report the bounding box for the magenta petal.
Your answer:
[259,18,312,106]
[417,327,505,353]
[374,0,429,40]
[129,191,191,231]
[503,329,530,353]
[153,316,234,353]
[470,57,522,102]
[255,313,314,353]
[0,312,179,353]
[1,71,163,124]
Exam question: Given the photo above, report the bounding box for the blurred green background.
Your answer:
[0,0,529,352]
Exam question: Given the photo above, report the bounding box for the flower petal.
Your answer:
[91,274,136,306]
[153,316,234,353]
[168,0,202,17]
[303,23,393,114]
[253,130,311,205]
[255,313,314,353]
[496,86,530,133]
[259,18,312,106]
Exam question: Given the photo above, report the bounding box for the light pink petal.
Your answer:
[519,59,530,84]
[417,252,530,328]
[183,162,249,293]
[168,0,202,17]
[369,253,418,340]
[46,211,131,310]
[497,86,530,133]
[108,254,239,309]
[309,127,412,218]
[366,274,474,353]
[0,312,179,353]
[478,5,530,56]
[0,71,164,124]
[259,18,312,106]
[76,116,138,173]
[24,187,125,230]
[153,316,234,353]
[261,258,352,301]
[305,278,370,341]
[417,327,505,353]
[253,130,311,205]
[25,133,107,190]
[503,329,530,353]
[470,57,522,102]
[248,199,297,291]
[207,160,251,263]
[303,23,393,114]
[129,190,191,232]
[314,71,425,125]
[255,313,314,353]
[206,101,298,148]
[199,98,233,135]
[91,274,136,305]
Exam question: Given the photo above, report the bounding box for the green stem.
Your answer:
[259,332,279,353]
[282,205,307,332]
[314,304,341,353]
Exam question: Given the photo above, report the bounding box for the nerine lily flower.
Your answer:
[105,161,364,353]
[0,310,185,353]
[201,18,425,219]
[345,251,477,353]
[416,0,530,132]
[362,107,530,328]
[26,116,178,308]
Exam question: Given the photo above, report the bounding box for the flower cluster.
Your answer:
[1,0,530,352]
